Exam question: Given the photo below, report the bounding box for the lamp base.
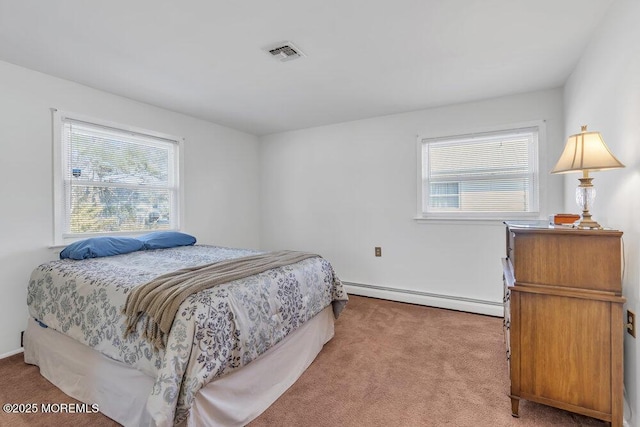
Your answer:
[575,174,602,229]
[576,212,602,230]
[576,219,602,229]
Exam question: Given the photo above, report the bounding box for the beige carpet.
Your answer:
[0,295,606,426]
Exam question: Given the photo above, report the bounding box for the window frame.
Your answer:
[52,109,185,246]
[416,121,544,222]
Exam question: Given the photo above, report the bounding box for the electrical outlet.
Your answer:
[628,310,636,338]
[374,247,382,257]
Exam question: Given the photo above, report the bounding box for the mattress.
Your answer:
[26,245,347,425]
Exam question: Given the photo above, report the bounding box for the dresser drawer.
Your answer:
[506,229,515,260]
[510,228,622,293]
[503,283,511,320]
[502,259,512,371]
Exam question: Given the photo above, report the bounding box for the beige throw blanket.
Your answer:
[123,250,319,350]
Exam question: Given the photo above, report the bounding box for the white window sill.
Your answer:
[414,215,543,226]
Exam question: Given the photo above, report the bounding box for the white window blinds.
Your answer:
[55,114,180,241]
[420,126,539,217]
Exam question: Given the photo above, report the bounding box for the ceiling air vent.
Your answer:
[267,42,305,62]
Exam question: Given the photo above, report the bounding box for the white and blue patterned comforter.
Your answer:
[27,245,348,425]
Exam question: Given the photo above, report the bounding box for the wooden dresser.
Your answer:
[502,222,625,426]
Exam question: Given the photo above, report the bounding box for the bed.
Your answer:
[24,244,348,426]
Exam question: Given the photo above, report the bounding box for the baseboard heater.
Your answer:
[343,281,504,317]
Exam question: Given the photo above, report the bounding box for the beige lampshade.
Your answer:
[551,126,625,174]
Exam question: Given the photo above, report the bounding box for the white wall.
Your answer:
[0,60,261,356]
[259,89,565,315]
[563,0,640,421]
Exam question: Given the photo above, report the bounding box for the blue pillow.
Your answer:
[136,231,196,250]
[60,237,144,260]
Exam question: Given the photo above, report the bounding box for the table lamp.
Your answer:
[551,125,625,229]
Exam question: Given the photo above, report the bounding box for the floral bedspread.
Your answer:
[27,245,348,425]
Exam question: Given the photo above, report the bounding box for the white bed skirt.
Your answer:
[24,306,335,427]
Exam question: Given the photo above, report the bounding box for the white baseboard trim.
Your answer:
[343,282,504,317]
[0,348,23,360]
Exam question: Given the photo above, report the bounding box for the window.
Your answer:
[419,125,540,219]
[53,111,182,244]
[430,182,460,209]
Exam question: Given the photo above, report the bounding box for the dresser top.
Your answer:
[504,220,622,237]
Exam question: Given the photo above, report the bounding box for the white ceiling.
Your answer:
[0,0,612,135]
